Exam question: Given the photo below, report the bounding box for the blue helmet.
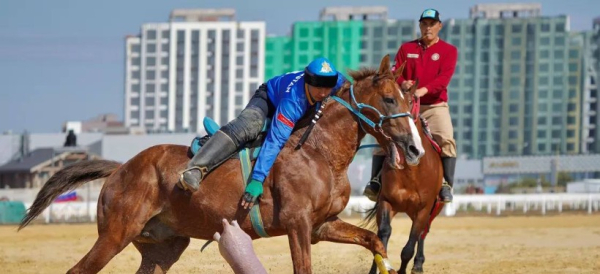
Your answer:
[304,57,339,88]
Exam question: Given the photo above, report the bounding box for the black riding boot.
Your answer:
[179,130,237,192]
[439,157,456,203]
[363,155,386,202]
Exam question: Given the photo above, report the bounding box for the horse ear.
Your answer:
[378,54,391,75]
[393,61,406,80]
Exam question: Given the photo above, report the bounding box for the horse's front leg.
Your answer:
[399,209,429,274]
[369,199,397,274]
[312,216,397,274]
[287,216,313,274]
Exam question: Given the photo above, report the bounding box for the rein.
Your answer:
[331,85,412,141]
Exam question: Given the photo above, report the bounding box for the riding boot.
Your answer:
[178,130,237,192]
[363,155,386,202]
[439,157,456,203]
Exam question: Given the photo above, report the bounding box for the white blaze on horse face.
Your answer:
[407,117,425,157]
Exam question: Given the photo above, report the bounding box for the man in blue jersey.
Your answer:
[179,57,347,209]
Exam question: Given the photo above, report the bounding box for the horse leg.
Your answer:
[287,217,313,274]
[398,209,429,274]
[312,216,396,274]
[132,237,190,274]
[67,187,160,273]
[369,200,397,274]
[411,238,425,273]
[412,200,443,273]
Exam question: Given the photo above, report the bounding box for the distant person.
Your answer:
[363,8,459,203]
[64,130,77,147]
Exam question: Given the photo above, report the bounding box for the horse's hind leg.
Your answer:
[312,216,396,274]
[133,237,190,274]
[67,184,161,273]
[66,218,147,274]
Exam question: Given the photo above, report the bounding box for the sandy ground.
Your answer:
[1,214,599,274]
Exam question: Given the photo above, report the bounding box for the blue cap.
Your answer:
[419,8,441,22]
[304,57,338,88]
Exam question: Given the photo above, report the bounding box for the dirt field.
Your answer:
[1,214,599,274]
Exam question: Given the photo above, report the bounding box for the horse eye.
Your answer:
[383,97,395,104]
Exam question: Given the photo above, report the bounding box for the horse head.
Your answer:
[343,55,425,168]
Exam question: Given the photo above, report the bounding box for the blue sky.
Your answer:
[0,0,598,133]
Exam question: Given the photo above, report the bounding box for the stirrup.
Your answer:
[439,181,453,203]
[363,179,381,202]
[177,166,208,191]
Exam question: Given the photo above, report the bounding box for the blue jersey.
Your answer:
[251,71,347,183]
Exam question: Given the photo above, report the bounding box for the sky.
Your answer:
[0,0,598,133]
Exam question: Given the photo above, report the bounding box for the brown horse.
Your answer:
[364,92,445,274]
[19,55,418,274]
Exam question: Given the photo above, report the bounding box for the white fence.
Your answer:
[19,193,600,224]
[344,193,600,217]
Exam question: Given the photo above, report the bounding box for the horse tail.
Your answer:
[359,199,380,231]
[18,160,121,230]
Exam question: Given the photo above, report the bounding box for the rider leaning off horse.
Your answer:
[363,8,458,203]
[179,57,346,209]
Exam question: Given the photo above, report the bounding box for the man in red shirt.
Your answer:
[363,8,458,203]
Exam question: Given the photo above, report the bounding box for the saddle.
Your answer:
[189,117,271,238]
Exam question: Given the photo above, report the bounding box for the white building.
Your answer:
[124,9,265,133]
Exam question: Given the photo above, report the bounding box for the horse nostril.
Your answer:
[408,145,419,157]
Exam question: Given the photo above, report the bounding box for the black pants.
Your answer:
[220,84,276,147]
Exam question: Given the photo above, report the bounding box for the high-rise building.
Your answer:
[265,7,415,81]
[440,3,584,158]
[124,9,265,133]
[582,17,600,154]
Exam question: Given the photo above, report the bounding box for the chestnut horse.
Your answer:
[364,93,445,274]
[19,56,422,274]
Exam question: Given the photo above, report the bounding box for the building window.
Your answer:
[538,130,546,138]
[511,37,521,45]
[146,70,155,79]
[511,24,522,33]
[537,117,547,125]
[146,30,157,40]
[538,143,546,151]
[554,50,564,59]
[146,44,156,53]
[146,57,156,66]
[541,23,550,32]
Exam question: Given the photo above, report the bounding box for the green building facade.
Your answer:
[265,19,415,81]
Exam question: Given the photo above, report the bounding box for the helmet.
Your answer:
[304,57,338,88]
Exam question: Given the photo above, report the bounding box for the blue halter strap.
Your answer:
[330,85,412,132]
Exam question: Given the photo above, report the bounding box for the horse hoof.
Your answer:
[411,268,424,274]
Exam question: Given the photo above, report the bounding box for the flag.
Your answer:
[55,191,77,202]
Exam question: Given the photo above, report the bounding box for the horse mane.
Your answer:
[335,67,396,97]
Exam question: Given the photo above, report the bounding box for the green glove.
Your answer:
[245,179,264,199]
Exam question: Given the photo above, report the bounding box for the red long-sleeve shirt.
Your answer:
[392,39,458,105]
